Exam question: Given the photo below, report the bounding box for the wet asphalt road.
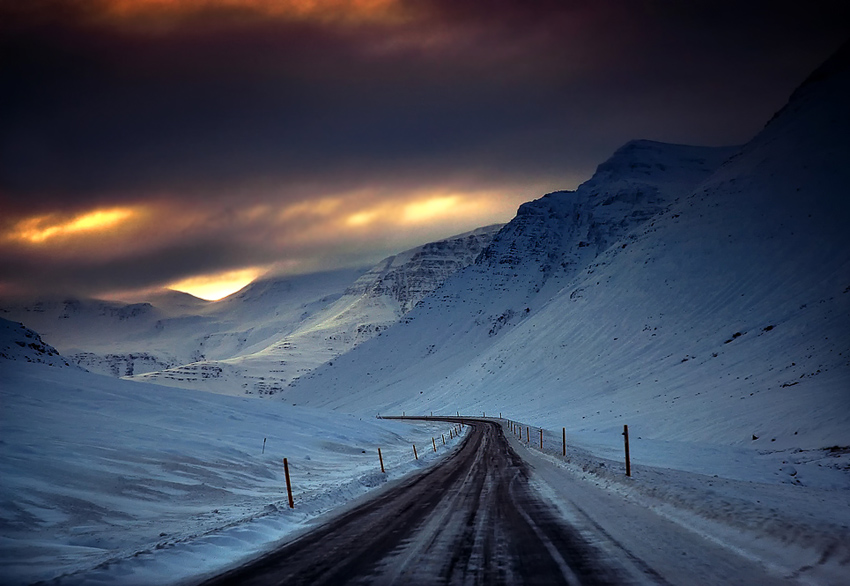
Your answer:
[200,419,619,586]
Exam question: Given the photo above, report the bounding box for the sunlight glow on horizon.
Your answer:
[402,195,460,223]
[346,209,380,227]
[344,193,489,229]
[1,182,537,300]
[167,266,266,301]
[8,207,139,244]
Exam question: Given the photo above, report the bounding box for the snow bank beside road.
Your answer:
[502,419,850,584]
[0,357,462,585]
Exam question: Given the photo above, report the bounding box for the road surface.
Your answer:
[200,419,797,585]
[200,419,620,585]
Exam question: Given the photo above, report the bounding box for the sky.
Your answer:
[1,1,848,301]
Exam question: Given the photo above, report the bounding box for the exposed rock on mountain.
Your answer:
[0,318,72,368]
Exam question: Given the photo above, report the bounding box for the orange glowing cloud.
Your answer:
[278,197,343,221]
[8,207,140,244]
[343,193,490,229]
[402,195,462,223]
[97,0,409,25]
[345,209,381,227]
[167,266,266,300]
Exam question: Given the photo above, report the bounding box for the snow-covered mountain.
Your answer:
[0,317,73,368]
[131,225,502,395]
[284,44,850,451]
[0,267,366,377]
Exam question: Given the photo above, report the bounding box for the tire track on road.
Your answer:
[201,420,619,585]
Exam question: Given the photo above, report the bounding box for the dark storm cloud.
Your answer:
[1,0,848,298]
[2,1,844,203]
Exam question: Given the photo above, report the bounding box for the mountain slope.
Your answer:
[285,45,850,451]
[132,226,502,395]
[282,141,738,406]
[0,317,73,368]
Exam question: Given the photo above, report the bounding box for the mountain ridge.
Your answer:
[129,225,502,395]
[282,47,850,451]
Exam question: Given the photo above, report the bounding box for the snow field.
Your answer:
[0,361,464,585]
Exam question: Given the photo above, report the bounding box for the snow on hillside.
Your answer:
[286,45,850,454]
[131,225,501,396]
[0,267,366,377]
[0,318,462,585]
[0,318,73,368]
[283,141,738,409]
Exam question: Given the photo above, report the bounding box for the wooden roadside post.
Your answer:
[432,437,437,452]
[413,444,418,460]
[526,426,529,443]
[623,424,631,477]
[562,428,566,456]
[378,448,385,473]
[540,428,543,449]
[283,458,294,509]
[262,437,266,454]
[442,434,445,445]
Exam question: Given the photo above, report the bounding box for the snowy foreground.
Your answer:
[0,359,462,585]
[2,355,849,584]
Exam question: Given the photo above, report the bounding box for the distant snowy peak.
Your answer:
[578,139,738,198]
[345,224,503,312]
[0,318,72,368]
[476,140,737,297]
[143,290,210,316]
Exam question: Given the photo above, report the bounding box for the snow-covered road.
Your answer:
[199,418,842,585]
[201,419,617,585]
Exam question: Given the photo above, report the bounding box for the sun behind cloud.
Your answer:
[402,195,461,223]
[167,266,266,301]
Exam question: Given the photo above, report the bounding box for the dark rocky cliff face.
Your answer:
[345,225,502,313]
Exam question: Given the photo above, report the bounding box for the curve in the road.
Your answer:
[201,420,621,586]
